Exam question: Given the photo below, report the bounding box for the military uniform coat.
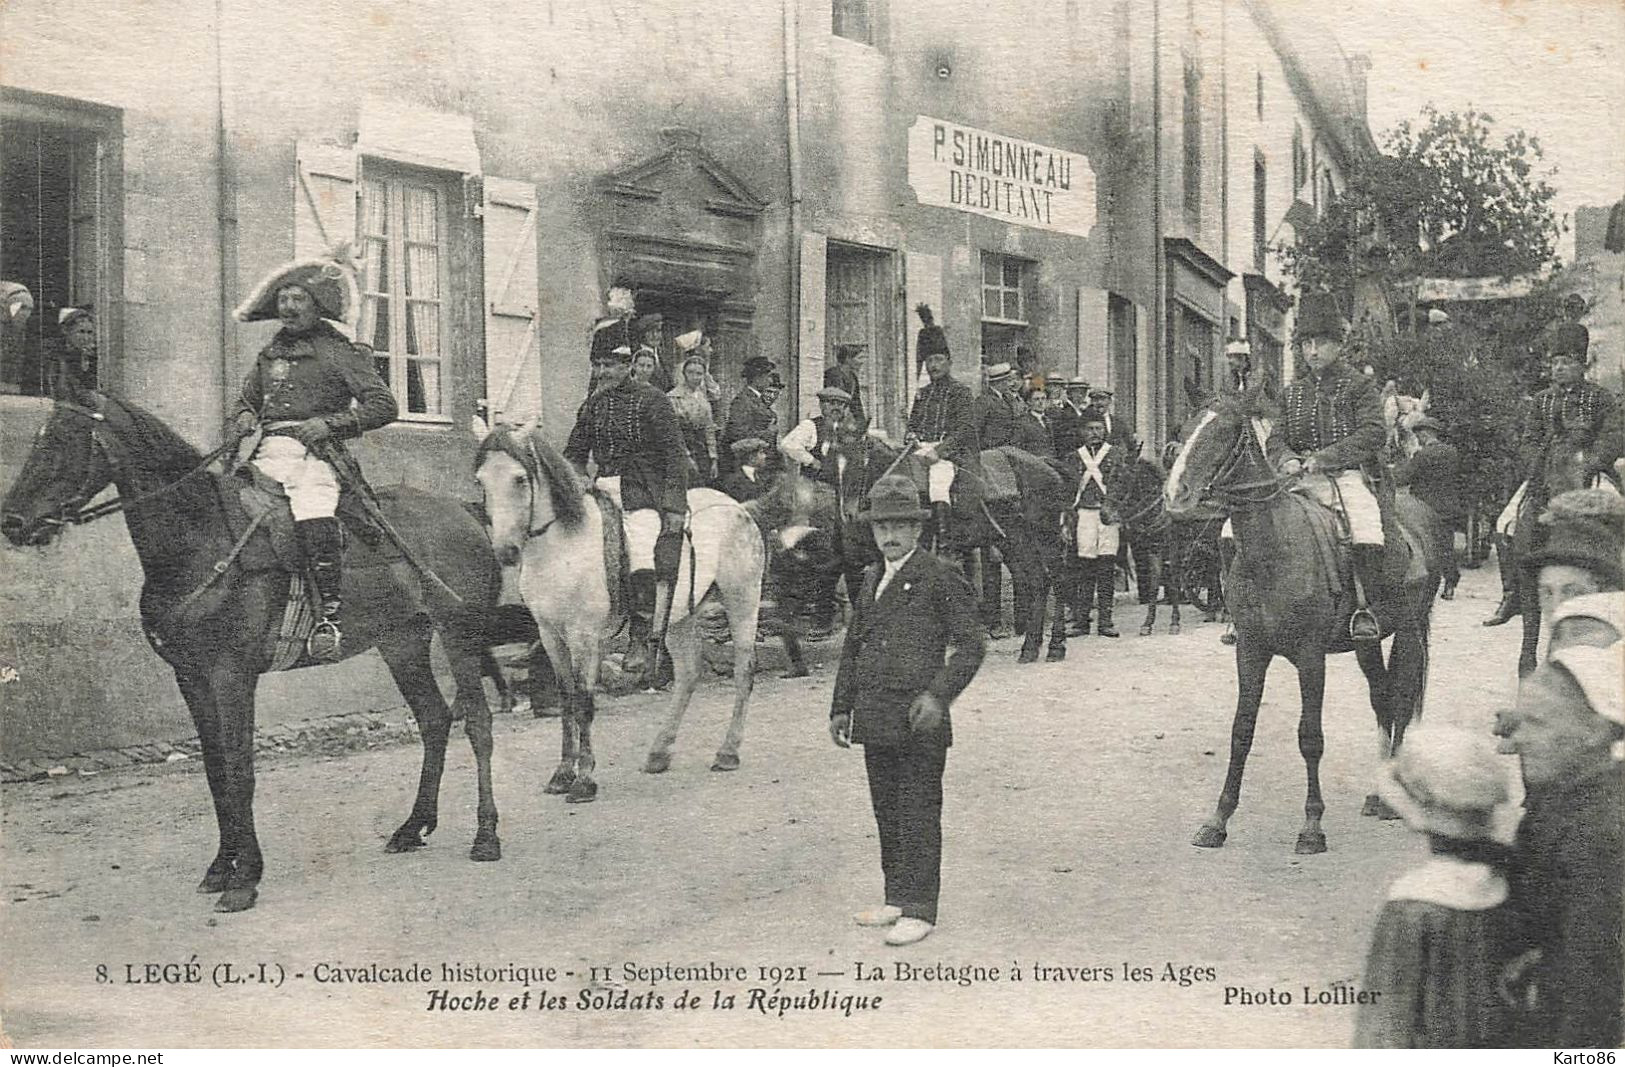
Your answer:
[831,549,986,748]
[563,378,689,515]
[235,320,397,438]
[1267,362,1386,472]
[1518,379,1622,488]
[907,376,979,464]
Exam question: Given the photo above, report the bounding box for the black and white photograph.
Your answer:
[1,0,1621,1050]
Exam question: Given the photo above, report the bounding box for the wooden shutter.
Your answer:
[797,231,827,422]
[294,141,359,329]
[481,177,540,422]
[1076,286,1109,386]
[903,251,942,402]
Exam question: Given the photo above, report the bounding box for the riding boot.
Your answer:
[931,502,953,554]
[297,517,345,663]
[624,572,655,674]
[1482,534,1520,626]
[642,579,675,690]
[1067,558,1094,636]
[1350,544,1387,643]
[1095,555,1120,638]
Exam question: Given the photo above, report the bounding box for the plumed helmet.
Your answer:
[916,303,950,360]
[1294,292,1348,342]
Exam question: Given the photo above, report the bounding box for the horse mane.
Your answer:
[474,424,587,527]
[93,392,206,474]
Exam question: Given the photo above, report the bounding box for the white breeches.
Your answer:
[1301,471,1384,545]
[926,456,956,504]
[1075,507,1120,559]
[1495,482,1526,537]
[251,435,339,521]
[595,476,660,573]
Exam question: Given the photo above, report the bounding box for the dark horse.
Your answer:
[1,393,535,911]
[1103,445,1225,636]
[1164,395,1444,853]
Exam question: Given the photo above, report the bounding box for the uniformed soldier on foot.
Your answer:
[564,339,690,689]
[230,249,398,663]
[1063,412,1126,638]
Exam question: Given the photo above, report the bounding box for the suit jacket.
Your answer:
[831,550,985,748]
[1050,402,1086,458]
[974,389,1021,449]
[721,386,778,465]
[720,467,767,503]
[824,362,866,424]
[1012,411,1056,458]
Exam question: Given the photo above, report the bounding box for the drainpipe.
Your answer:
[1151,0,1166,448]
[782,0,804,424]
[215,0,238,437]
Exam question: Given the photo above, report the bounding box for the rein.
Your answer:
[1201,421,1286,510]
[51,402,232,527]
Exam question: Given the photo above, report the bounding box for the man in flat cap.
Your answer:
[564,336,690,688]
[831,472,985,948]
[1265,292,1391,643]
[825,342,868,426]
[780,385,852,485]
[720,438,771,503]
[230,247,397,662]
[1083,385,1134,448]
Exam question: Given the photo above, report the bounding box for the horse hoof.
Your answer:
[565,780,598,804]
[1376,799,1402,821]
[1045,645,1066,662]
[643,753,671,775]
[470,833,502,862]
[1168,623,1181,635]
[543,769,576,794]
[711,753,741,772]
[1016,647,1039,664]
[196,869,231,894]
[384,826,428,853]
[1294,831,1327,855]
[1138,625,1153,637]
[1360,794,1382,818]
[1192,826,1228,849]
[214,887,258,913]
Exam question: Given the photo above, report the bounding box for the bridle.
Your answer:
[521,437,565,540]
[39,400,230,529]
[1190,413,1286,510]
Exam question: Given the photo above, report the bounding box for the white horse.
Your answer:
[473,419,764,799]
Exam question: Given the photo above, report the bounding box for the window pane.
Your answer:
[406,300,440,361]
[403,186,438,243]
[983,289,1002,318]
[406,359,440,415]
[367,296,391,352]
[405,243,439,301]
[1003,291,1022,320]
[982,255,999,285]
[1003,261,1021,288]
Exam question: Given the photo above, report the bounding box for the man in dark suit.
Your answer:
[824,342,867,426]
[1392,416,1465,597]
[831,472,986,947]
[1013,384,1056,458]
[719,438,771,502]
[1048,378,1086,458]
[973,362,1022,449]
[1083,386,1135,447]
[720,357,779,477]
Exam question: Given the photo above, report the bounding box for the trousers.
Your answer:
[925,454,957,504]
[863,743,948,924]
[1074,507,1120,559]
[251,434,339,521]
[1300,470,1384,545]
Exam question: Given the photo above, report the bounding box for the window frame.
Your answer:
[979,252,1030,327]
[356,160,454,424]
[832,0,877,46]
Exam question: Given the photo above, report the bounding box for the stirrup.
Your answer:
[1348,607,1380,642]
[308,617,343,662]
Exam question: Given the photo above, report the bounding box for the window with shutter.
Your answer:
[356,164,451,419]
[480,177,539,423]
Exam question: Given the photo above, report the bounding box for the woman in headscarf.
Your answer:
[666,346,720,486]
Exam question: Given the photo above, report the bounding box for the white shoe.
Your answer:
[853,904,902,927]
[884,918,935,946]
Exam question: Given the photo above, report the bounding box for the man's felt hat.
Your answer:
[1549,322,1590,359]
[729,436,769,456]
[235,244,361,324]
[1524,488,1625,589]
[1374,724,1511,842]
[984,362,1015,383]
[1294,292,1348,342]
[1089,385,1114,399]
[862,472,930,523]
[816,386,853,404]
[835,342,867,360]
[743,357,776,382]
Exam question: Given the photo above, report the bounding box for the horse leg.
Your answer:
[1193,642,1272,848]
[174,669,234,894]
[1294,653,1329,854]
[479,648,511,717]
[207,660,263,912]
[537,630,578,794]
[715,568,762,770]
[1354,640,1395,818]
[441,633,502,861]
[562,635,603,801]
[645,615,701,773]
[1166,544,1182,635]
[1139,546,1161,636]
[376,626,453,852]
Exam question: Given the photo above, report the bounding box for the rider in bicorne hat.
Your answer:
[230,246,398,662]
[1264,292,1392,642]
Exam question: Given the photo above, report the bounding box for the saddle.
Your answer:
[218,468,403,671]
[1285,484,1431,648]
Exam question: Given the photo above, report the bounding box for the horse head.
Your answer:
[472,418,586,566]
[1165,390,1275,517]
[2,393,118,547]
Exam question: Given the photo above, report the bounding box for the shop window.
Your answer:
[1,103,117,398]
[357,166,449,418]
[826,242,901,438]
[833,0,875,45]
[1167,302,1216,433]
[980,253,1027,325]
